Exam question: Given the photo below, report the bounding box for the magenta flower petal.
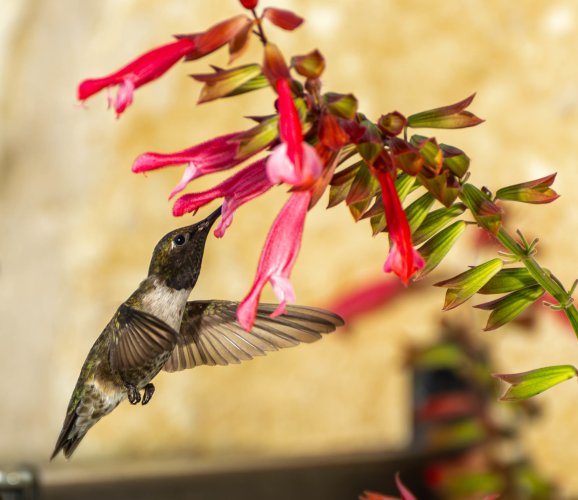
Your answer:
[237,190,311,330]
[172,158,274,237]
[78,38,196,116]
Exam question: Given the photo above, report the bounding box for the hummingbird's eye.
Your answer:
[173,234,187,247]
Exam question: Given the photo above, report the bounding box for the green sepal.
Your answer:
[496,365,577,401]
[192,64,266,104]
[441,143,470,178]
[377,111,407,137]
[435,258,503,310]
[475,284,545,331]
[356,121,383,164]
[413,203,466,245]
[478,267,539,294]
[236,115,278,158]
[460,183,503,234]
[405,192,436,233]
[291,49,325,79]
[413,221,467,280]
[495,173,559,204]
[407,94,484,129]
[418,171,460,208]
[322,92,358,119]
[411,135,443,174]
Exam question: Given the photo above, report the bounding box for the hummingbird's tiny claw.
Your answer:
[141,383,155,405]
[125,383,141,405]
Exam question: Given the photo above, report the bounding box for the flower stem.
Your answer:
[496,227,578,338]
[251,9,268,45]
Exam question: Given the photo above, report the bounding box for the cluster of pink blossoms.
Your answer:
[77,0,424,330]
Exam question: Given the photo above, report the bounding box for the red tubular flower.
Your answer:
[373,168,424,284]
[132,133,244,198]
[78,38,196,116]
[237,190,312,330]
[239,0,258,9]
[172,158,274,237]
[266,79,322,186]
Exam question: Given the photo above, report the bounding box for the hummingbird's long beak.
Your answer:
[194,205,222,234]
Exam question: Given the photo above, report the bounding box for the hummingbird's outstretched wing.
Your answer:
[163,301,344,371]
[110,304,179,374]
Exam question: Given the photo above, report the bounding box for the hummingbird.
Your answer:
[52,206,343,459]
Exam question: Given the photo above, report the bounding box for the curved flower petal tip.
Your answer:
[384,244,425,285]
[77,38,195,116]
[237,190,311,330]
[172,158,273,239]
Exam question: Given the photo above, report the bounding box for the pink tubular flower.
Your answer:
[172,158,274,237]
[132,133,244,199]
[78,38,196,116]
[237,190,312,330]
[266,79,322,186]
[373,169,424,284]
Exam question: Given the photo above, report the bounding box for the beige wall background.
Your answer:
[1,0,577,494]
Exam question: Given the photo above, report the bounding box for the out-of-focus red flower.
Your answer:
[266,78,322,187]
[78,39,196,116]
[328,279,406,325]
[172,158,274,237]
[239,0,258,9]
[132,133,245,198]
[237,190,311,330]
[372,167,424,283]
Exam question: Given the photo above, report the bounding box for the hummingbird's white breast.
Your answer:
[139,278,191,331]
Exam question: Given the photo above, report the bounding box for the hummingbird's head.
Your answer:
[148,206,221,290]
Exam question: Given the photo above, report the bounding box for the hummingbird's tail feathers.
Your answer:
[163,301,344,372]
[51,408,88,460]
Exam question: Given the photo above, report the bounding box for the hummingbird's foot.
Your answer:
[125,383,141,405]
[141,383,155,405]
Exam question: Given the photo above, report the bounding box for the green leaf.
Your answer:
[328,162,362,208]
[495,173,560,204]
[460,183,503,234]
[496,365,578,401]
[436,259,504,310]
[413,203,466,245]
[348,198,372,221]
[478,268,539,294]
[475,284,545,331]
[407,94,484,129]
[413,221,467,280]
[411,136,443,174]
[346,163,380,205]
[405,192,436,233]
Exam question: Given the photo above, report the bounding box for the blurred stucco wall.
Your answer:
[1,0,577,494]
